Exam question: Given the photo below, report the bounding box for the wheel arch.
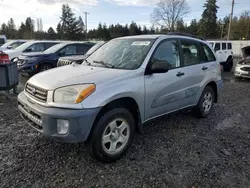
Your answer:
[205,81,218,103]
[87,97,142,141]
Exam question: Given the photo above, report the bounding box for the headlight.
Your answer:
[53,84,96,104]
[13,58,18,62]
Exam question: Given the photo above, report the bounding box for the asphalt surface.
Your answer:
[1,63,250,188]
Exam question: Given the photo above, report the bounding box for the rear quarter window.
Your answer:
[228,43,232,50]
[201,43,216,62]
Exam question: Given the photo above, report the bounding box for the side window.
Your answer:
[214,43,220,51]
[44,43,58,50]
[76,44,92,55]
[152,40,180,69]
[181,40,201,66]
[59,45,77,56]
[228,43,232,50]
[222,43,226,50]
[25,43,44,52]
[201,43,216,62]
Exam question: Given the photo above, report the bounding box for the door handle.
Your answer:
[202,66,208,71]
[176,72,185,77]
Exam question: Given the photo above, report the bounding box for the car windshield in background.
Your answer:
[43,43,67,53]
[86,39,154,70]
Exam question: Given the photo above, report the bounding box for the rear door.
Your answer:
[214,42,223,62]
[221,42,228,62]
[177,39,207,105]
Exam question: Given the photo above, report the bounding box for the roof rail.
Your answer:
[167,32,204,40]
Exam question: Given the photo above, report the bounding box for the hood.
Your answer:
[28,64,131,90]
[241,45,250,58]
[22,52,52,58]
[59,55,86,61]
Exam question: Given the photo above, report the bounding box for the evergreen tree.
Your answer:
[188,19,199,35]
[47,27,57,40]
[176,19,186,32]
[199,0,219,38]
[59,4,84,40]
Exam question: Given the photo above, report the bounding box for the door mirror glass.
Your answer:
[7,46,13,49]
[150,60,169,74]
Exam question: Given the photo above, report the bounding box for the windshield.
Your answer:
[15,41,36,51]
[43,43,67,53]
[86,38,154,70]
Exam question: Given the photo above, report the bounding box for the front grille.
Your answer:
[25,83,48,103]
[240,67,250,72]
[57,59,73,67]
[18,104,43,131]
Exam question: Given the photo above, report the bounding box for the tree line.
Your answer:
[0,0,250,41]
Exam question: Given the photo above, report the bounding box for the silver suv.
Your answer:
[17,33,223,162]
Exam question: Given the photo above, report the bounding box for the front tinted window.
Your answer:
[222,43,226,50]
[228,43,232,50]
[181,40,201,66]
[152,40,180,69]
[44,43,58,50]
[201,43,216,62]
[86,39,154,70]
[59,45,77,55]
[76,44,92,54]
[215,43,220,51]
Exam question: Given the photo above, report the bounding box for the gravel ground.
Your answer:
[1,70,250,188]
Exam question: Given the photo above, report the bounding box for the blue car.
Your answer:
[17,42,95,76]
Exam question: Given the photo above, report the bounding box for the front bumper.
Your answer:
[234,66,250,78]
[17,92,101,143]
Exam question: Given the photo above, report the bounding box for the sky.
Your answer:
[0,0,249,31]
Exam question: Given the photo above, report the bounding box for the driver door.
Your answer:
[144,39,189,120]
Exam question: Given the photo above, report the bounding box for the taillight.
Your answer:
[0,51,10,64]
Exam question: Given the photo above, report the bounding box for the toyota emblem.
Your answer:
[31,88,36,95]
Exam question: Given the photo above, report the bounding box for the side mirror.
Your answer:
[150,60,169,74]
[7,46,13,49]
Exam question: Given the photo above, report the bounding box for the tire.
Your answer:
[194,86,215,118]
[89,108,136,163]
[223,58,233,72]
[38,64,52,73]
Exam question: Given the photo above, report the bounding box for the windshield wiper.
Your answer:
[93,60,114,68]
[84,59,91,65]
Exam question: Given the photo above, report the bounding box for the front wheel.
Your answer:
[224,58,233,72]
[38,64,52,72]
[194,86,215,118]
[89,108,135,163]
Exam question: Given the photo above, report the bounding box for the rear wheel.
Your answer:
[194,86,215,118]
[224,58,233,72]
[89,108,135,163]
[38,64,52,72]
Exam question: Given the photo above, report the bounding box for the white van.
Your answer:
[0,35,7,46]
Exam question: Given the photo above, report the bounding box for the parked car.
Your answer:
[234,45,250,78]
[0,35,7,46]
[57,41,105,67]
[4,41,59,61]
[208,40,233,71]
[17,33,223,162]
[0,40,27,51]
[17,42,96,75]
